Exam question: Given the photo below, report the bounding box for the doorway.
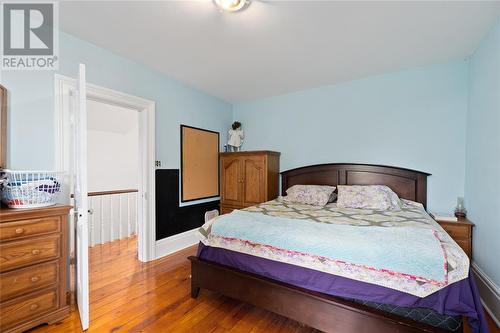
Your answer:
[86,100,140,253]
[54,75,156,262]
[54,75,156,329]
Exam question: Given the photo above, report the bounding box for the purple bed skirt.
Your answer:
[197,243,489,333]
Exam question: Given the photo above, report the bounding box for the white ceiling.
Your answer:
[60,1,500,102]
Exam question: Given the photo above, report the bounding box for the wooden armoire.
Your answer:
[220,151,280,214]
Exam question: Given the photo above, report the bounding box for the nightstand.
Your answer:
[436,218,474,259]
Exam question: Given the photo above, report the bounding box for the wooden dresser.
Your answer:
[0,205,71,333]
[220,151,280,214]
[436,218,474,259]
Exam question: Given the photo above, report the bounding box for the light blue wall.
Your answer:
[3,24,498,282]
[465,19,500,286]
[1,32,233,171]
[233,61,469,213]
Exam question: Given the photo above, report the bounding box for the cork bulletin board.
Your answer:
[181,125,220,202]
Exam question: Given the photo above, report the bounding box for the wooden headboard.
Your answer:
[281,163,431,208]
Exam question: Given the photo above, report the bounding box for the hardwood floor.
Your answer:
[28,237,318,333]
[28,237,499,333]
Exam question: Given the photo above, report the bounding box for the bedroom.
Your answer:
[0,1,498,333]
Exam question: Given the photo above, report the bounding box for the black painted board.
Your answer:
[155,169,219,240]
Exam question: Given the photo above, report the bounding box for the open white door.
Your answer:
[73,63,90,330]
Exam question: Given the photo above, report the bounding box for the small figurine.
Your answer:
[228,121,244,152]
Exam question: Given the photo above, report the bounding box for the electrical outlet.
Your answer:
[155,160,161,167]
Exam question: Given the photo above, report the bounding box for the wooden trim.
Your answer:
[281,163,430,208]
[87,189,138,197]
[189,256,449,333]
[0,84,7,169]
[220,150,281,157]
[437,218,475,226]
[69,189,138,198]
[282,163,431,176]
[0,205,73,222]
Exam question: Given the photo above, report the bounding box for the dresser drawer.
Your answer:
[0,289,58,330]
[454,239,472,258]
[0,235,60,272]
[0,261,58,301]
[0,217,60,242]
[440,224,470,240]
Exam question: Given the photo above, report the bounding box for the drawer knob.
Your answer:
[15,228,24,234]
[32,249,41,255]
[31,276,40,283]
[30,303,39,311]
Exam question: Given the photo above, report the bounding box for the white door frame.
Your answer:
[54,74,156,262]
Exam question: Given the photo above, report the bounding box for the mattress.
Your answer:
[200,198,469,297]
[346,298,463,332]
[197,198,488,333]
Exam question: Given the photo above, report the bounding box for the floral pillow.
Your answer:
[283,185,336,206]
[337,185,401,210]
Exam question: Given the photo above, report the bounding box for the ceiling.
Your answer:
[60,1,500,102]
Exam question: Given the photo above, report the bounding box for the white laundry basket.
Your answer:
[1,170,63,208]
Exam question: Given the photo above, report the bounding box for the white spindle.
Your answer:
[135,192,138,235]
[119,195,122,239]
[100,196,104,245]
[110,195,114,242]
[127,193,131,238]
[84,191,139,246]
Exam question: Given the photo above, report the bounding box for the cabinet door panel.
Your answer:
[221,157,242,205]
[243,157,265,206]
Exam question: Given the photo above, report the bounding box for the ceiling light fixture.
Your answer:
[214,0,250,12]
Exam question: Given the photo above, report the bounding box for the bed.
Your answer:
[189,163,488,333]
